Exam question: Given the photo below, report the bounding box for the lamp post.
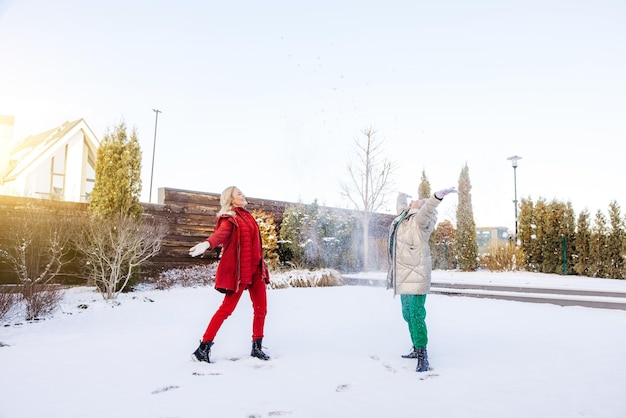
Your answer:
[507,155,522,243]
[149,109,162,203]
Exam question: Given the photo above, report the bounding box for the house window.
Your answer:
[82,153,96,202]
[50,144,68,200]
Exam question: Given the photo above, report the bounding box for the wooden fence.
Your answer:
[0,188,395,283]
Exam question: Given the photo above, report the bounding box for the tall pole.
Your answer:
[149,109,162,203]
[507,155,522,244]
[513,164,518,239]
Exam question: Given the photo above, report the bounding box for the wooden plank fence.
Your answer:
[0,188,395,283]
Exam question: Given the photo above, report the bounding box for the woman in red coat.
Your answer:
[189,186,271,363]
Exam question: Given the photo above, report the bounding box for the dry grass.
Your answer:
[269,268,344,289]
[141,265,344,291]
[141,264,218,290]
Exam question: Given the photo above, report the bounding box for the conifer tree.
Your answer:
[541,200,576,275]
[537,200,561,273]
[278,203,306,267]
[250,209,280,267]
[531,198,549,272]
[76,120,164,299]
[561,201,577,275]
[517,197,534,269]
[455,164,478,271]
[606,201,625,279]
[431,220,456,270]
[89,120,143,219]
[589,210,608,278]
[573,209,591,276]
[418,170,431,199]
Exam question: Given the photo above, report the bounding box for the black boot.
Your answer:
[402,346,419,359]
[416,347,429,372]
[192,341,213,363]
[251,338,270,360]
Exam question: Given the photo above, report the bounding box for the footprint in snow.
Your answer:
[192,371,222,376]
[369,354,397,373]
[336,383,351,392]
[247,411,292,417]
[151,385,180,394]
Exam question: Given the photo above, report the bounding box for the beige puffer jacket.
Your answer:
[387,195,440,295]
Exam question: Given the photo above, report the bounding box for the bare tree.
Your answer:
[75,213,166,300]
[340,127,395,270]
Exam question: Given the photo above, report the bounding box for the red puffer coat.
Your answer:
[206,207,270,293]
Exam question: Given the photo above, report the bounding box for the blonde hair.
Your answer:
[217,186,238,217]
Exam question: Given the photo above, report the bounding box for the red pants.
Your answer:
[202,274,267,342]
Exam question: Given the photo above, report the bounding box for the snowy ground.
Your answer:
[1,270,626,418]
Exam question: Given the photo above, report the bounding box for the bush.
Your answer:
[0,201,76,286]
[479,242,524,272]
[74,213,166,299]
[0,286,19,322]
[20,283,63,321]
[278,202,360,272]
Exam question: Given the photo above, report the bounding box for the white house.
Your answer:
[0,116,100,202]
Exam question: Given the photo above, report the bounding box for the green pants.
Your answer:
[401,294,428,349]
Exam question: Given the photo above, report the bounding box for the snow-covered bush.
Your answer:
[269,268,344,289]
[278,202,360,272]
[251,209,280,267]
[140,265,343,291]
[140,263,218,290]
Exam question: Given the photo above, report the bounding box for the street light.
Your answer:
[507,155,522,243]
[149,109,162,203]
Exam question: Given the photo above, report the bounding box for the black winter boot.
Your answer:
[192,341,213,363]
[402,346,419,359]
[251,338,270,360]
[416,347,429,372]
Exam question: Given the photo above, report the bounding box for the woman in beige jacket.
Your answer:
[387,187,456,372]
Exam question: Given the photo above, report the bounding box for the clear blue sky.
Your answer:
[1,0,625,231]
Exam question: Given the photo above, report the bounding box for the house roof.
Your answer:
[1,119,99,182]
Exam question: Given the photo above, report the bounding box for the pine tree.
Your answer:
[431,220,456,270]
[278,203,306,267]
[606,201,625,279]
[418,170,431,199]
[540,199,561,274]
[532,198,549,272]
[537,200,572,275]
[589,210,608,278]
[89,120,143,219]
[250,209,280,267]
[455,164,478,271]
[573,209,591,276]
[77,120,164,299]
[517,197,535,270]
[561,201,577,275]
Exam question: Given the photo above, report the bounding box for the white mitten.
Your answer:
[435,187,458,200]
[189,241,211,257]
